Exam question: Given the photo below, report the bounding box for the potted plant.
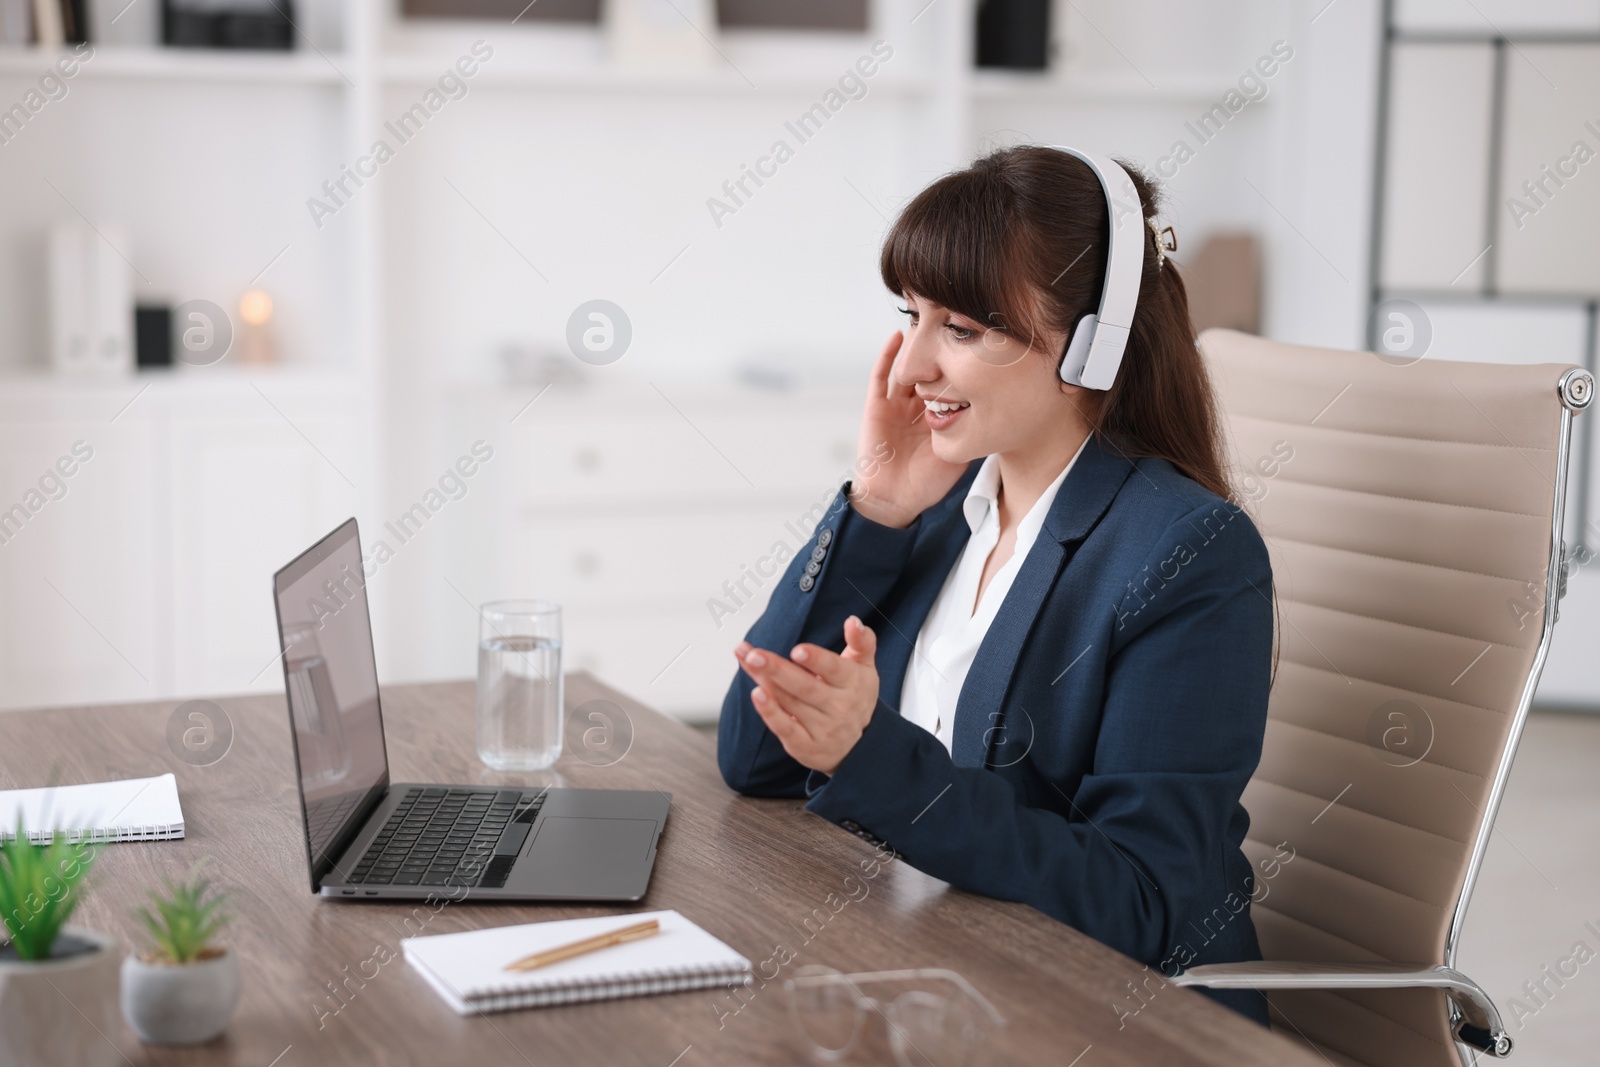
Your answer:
[0,821,120,1067]
[122,861,239,1045]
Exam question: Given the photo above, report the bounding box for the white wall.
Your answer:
[1260,0,1383,349]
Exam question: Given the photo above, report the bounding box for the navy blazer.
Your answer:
[717,431,1275,1025]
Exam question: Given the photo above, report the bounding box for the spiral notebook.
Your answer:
[402,909,752,1014]
[0,773,185,844]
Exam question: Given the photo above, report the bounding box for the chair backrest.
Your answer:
[1198,328,1588,1067]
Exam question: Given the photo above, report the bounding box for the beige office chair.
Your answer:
[1172,329,1592,1067]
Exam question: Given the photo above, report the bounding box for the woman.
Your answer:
[716,145,1275,1025]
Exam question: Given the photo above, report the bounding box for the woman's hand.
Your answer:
[849,331,968,529]
[733,616,879,776]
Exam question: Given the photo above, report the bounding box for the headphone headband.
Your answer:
[1051,147,1145,391]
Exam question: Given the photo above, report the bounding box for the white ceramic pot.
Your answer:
[0,926,122,1067]
[121,947,240,1045]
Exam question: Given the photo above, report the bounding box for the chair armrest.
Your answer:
[1170,961,1512,1057]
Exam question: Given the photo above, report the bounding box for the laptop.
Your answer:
[272,518,670,902]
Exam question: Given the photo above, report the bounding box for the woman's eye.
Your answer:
[897,306,919,325]
[945,323,975,342]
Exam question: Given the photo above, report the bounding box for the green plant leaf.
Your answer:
[136,859,232,963]
[0,816,98,961]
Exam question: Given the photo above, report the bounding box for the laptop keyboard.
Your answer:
[349,787,542,888]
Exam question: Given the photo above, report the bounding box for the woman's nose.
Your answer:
[895,330,940,385]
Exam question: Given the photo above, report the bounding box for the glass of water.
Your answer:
[476,600,564,771]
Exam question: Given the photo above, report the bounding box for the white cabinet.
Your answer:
[426,382,863,721]
[0,412,158,708]
[0,373,367,711]
[162,388,366,696]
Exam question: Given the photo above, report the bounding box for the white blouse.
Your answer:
[899,436,1091,753]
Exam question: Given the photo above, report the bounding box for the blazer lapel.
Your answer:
[875,461,980,711]
[949,433,1139,767]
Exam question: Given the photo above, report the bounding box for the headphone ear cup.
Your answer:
[1059,314,1098,385]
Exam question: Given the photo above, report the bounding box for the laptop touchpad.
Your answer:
[514,816,658,899]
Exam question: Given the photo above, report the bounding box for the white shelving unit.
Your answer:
[0,0,1309,717]
[969,70,1249,103]
[0,46,348,80]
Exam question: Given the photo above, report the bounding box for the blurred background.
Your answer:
[6,0,1599,722]
[3,0,1600,1055]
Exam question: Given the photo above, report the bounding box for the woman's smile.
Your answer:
[922,395,970,430]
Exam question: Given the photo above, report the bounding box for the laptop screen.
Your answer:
[272,518,390,892]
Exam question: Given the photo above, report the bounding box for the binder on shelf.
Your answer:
[59,0,85,43]
[48,221,134,378]
[29,0,61,46]
[0,0,32,45]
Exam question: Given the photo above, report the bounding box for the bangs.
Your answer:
[878,170,1046,348]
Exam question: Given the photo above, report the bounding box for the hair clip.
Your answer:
[1148,216,1177,269]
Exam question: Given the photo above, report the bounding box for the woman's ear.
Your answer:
[1054,378,1100,432]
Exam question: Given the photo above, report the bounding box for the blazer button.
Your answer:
[799,574,815,592]
[817,528,833,548]
[810,545,827,563]
[804,560,822,577]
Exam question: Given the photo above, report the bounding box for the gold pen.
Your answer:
[503,918,661,972]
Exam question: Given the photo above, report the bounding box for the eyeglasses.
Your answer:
[783,965,1006,1067]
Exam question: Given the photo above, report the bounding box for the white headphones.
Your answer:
[886,146,1146,399]
[1051,146,1146,392]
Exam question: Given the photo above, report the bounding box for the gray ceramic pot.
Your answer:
[0,926,121,1067]
[121,947,240,1045]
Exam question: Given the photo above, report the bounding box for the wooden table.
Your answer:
[3,674,1322,1066]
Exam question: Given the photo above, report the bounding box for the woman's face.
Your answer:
[893,291,1088,464]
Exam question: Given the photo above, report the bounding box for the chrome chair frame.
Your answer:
[1174,367,1594,1065]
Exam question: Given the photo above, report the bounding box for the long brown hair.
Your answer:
[878,145,1233,502]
